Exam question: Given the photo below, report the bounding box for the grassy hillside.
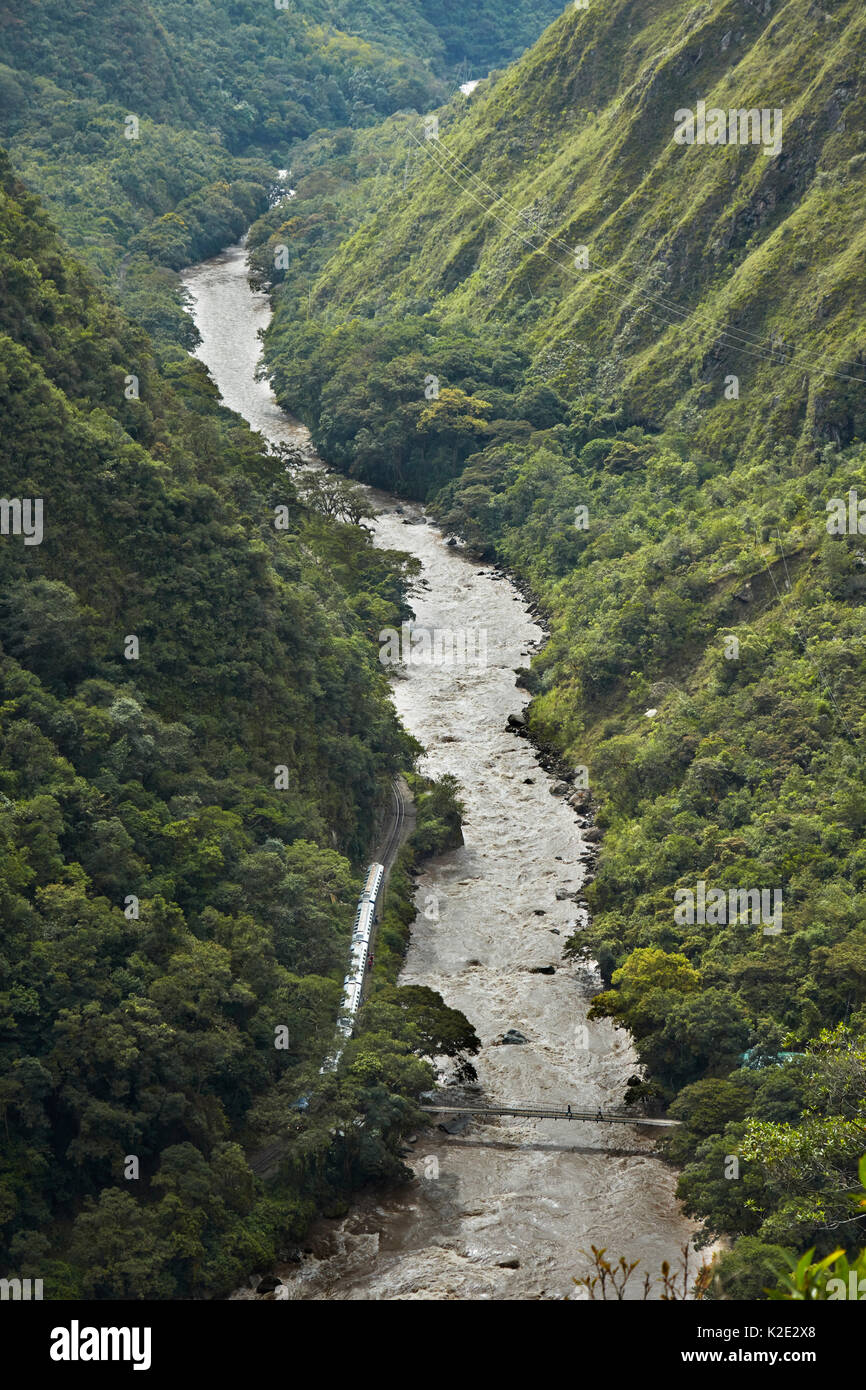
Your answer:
[266,0,866,459]
[255,0,866,1291]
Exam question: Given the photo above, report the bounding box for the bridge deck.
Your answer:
[421,1103,680,1127]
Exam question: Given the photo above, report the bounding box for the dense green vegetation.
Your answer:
[0,0,564,347]
[0,150,480,1299]
[0,0,433,345]
[3,0,864,1302]
[252,0,866,1288]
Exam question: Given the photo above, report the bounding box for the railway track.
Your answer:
[382,776,408,869]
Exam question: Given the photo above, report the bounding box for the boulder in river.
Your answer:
[582,827,603,843]
[550,781,569,796]
[529,965,556,975]
[498,1257,521,1269]
[256,1275,283,1294]
[499,1028,528,1045]
[507,712,526,728]
[438,1114,471,1135]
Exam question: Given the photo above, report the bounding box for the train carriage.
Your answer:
[325,863,385,1067]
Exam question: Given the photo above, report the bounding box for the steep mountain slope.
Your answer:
[269,0,866,460]
[0,0,433,341]
[254,0,866,1284]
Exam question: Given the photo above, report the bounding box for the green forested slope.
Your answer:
[263,0,866,464]
[0,153,476,1298]
[254,0,866,1289]
[0,0,433,342]
[0,0,564,343]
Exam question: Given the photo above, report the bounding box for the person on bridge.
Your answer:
[567,1104,572,1120]
[596,1108,604,1122]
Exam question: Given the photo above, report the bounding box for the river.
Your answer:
[182,244,698,1301]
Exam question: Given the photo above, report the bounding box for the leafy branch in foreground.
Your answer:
[570,1244,711,1301]
[766,1156,866,1300]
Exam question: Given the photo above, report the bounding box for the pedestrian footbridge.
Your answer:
[421,1101,680,1128]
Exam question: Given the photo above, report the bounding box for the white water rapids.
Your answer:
[182,245,698,1300]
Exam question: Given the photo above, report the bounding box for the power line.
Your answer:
[404,128,866,385]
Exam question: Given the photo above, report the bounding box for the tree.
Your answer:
[69,1190,176,1299]
[709,1237,794,1300]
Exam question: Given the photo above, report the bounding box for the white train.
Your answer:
[321,864,386,1071]
[336,862,384,1038]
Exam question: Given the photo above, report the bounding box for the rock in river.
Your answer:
[256,1275,283,1294]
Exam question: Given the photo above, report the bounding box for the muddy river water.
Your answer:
[182,245,697,1300]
